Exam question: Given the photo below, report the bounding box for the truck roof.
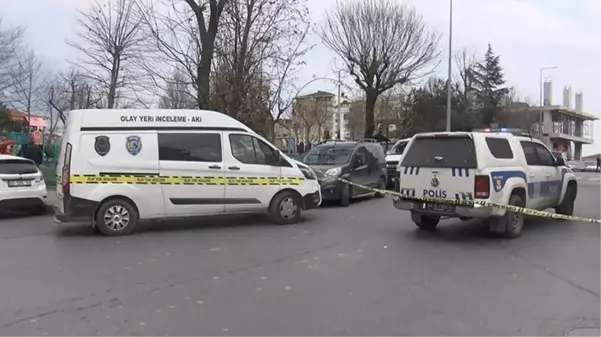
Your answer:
[70,109,252,132]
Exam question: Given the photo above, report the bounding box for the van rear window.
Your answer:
[401,136,477,168]
[0,159,38,174]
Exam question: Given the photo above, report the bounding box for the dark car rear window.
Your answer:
[401,136,477,168]
[0,159,38,174]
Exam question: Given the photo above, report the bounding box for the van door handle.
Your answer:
[228,166,240,170]
[545,174,550,178]
[209,165,221,170]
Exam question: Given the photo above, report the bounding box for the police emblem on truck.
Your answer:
[94,135,110,156]
[126,136,142,156]
[431,176,440,187]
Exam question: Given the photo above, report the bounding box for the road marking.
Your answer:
[589,177,601,181]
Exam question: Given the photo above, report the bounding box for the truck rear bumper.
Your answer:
[392,196,493,218]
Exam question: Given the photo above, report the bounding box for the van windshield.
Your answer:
[401,136,477,168]
[303,145,353,165]
[389,141,408,155]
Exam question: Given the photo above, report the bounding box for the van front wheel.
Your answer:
[95,198,139,236]
[269,191,302,225]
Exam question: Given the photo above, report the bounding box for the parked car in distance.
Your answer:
[574,161,599,172]
[302,140,387,206]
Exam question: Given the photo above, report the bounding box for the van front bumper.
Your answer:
[302,191,321,210]
[392,196,493,218]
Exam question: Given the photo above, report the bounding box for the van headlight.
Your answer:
[325,167,341,177]
[299,166,316,180]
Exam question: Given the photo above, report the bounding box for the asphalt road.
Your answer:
[0,174,599,336]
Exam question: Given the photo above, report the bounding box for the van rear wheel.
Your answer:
[269,191,302,225]
[95,198,139,236]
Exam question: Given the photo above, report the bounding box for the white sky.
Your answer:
[1,0,600,155]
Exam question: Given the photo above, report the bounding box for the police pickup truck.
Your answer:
[392,130,578,238]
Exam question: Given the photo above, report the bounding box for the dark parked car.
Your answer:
[302,140,387,206]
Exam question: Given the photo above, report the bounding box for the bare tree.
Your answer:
[48,69,102,126]
[159,67,196,108]
[68,0,144,109]
[213,0,311,137]
[292,99,330,143]
[6,49,47,126]
[134,0,227,109]
[454,48,475,103]
[319,0,440,138]
[0,18,25,95]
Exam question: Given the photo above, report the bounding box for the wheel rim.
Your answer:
[103,205,130,231]
[509,211,523,231]
[279,197,298,219]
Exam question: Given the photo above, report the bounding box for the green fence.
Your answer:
[40,163,57,187]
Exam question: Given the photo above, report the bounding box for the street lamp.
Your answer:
[445,0,453,132]
[539,66,557,142]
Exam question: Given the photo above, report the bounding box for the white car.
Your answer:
[392,130,578,238]
[385,138,411,188]
[0,154,47,215]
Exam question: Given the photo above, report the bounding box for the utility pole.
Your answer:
[337,70,342,139]
[445,0,453,132]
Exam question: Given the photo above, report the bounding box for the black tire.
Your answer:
[29,205,46,216]
[375,177,386,198]
[95,198,139,236]
[340,184,351,207]
[414,215,440,230]
[269,191,302,225]
[500,194,525,239]
[555,184,576,217]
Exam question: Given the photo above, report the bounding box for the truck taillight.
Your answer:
[474,175,490,199]
[62,142,72,196]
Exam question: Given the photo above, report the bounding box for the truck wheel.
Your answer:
[413,214,439,230]
[499,194,525,238]
[555,184,576,217]
[340,184,351,207]
[269,191,302,225]
[95,198,139,236]
[374,177,386,198]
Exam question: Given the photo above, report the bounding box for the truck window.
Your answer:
[401,136,477,168]
[485,137,514,159]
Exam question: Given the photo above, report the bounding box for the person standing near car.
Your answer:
[19,136,43,166]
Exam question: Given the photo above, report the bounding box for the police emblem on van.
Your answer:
[94,135,110,156]
[126,136,142,156]
[430,176,440,188]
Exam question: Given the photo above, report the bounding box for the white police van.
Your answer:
[55,109,321,236]
[392,129,578,238]
[385,138,410,188]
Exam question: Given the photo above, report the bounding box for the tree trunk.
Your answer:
[364,90,378,138]
[107,53,121,109]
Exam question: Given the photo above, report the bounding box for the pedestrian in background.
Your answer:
[19,136,43,166]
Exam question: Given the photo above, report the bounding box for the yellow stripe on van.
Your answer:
[69,174,304,186]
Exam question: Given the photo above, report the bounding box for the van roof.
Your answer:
[71,109,253,132]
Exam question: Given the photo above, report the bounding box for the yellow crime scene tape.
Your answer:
[318,171,601,224]
[62,174,304,186]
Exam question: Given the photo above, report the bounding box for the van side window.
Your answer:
[158,133,222,162]
[485,137,514,159]
[229,134,279,166]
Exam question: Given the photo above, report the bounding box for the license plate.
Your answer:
[7,180,33,187]
[423,202,455,212]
